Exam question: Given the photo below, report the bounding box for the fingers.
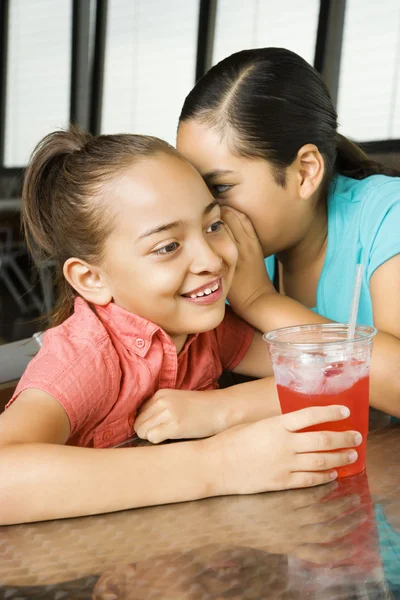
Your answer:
[220,208,244,246]
[293,429,363,453]
[294,449,359,472]
[282,405,354,432]
[135,401,162,426]
[142,424,172,444]
[287,470,338,489]
[135,409,170,441]
[221,206,259,243]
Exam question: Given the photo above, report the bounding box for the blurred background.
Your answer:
[0,0,399,344]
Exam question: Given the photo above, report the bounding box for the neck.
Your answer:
[277,201,328,274]
[173,333,189,354]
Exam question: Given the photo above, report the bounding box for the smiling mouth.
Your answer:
[183,280,220,299]
[181,279,223,305]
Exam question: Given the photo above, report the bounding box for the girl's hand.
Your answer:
[207,405,363,494]
[134,389,225,443]
[221,206,276,316]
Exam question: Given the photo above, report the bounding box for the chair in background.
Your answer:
[0,226,42,314]
[38,259,56,315]
[0,334,41,412]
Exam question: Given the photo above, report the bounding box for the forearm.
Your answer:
[237,294,400,416]
[0,439,218,525]
[370,332,400,417]
[238,292,328,333]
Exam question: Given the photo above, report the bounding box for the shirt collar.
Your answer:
[79,299,199,357]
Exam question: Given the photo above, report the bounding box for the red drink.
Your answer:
[277,376,369,477]
[264,324,376,479]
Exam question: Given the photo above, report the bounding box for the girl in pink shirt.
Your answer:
[0,127,362,525]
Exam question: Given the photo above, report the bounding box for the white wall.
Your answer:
[5,0,71,167]
[4,0,400,167]
[213,0,319,67]
[338,0,400,141]
[101,0,199,144]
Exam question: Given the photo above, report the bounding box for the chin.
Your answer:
[184,304,227,335]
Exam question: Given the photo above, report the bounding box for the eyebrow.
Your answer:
[203,169,234,181]
[137,200,219,240]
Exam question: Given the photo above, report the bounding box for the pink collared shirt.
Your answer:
[8,298,254,448]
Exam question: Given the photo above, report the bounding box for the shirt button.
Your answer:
[128,414,135,427]
[135,338,145,349]
[102,430,112,442]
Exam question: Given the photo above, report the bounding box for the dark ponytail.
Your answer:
[335,133,400,179]
[22,125,176,326]
[22,126,93,325]
[179,47,400,185]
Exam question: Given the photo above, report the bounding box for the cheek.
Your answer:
[145,260,188,296]
[223,190,264,226]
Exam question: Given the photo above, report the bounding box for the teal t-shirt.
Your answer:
[265,173,400,327]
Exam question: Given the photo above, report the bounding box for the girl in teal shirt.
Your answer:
[177,47,400,422]
[177,47,400,596]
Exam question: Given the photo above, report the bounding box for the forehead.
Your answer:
[108,153,215,233]
[177,121,242,174]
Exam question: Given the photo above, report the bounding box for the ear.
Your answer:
[63,258,112,306]
[294,144,325,200]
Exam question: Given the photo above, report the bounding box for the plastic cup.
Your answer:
[264,324,376,478]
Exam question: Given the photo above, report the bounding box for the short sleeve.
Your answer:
[214,306,254,371]
[7,330,119,437]
[360,181,400,281]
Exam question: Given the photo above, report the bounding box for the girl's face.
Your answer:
[101,153,237,348]
[177,120,315,257]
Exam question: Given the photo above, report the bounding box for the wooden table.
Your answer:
[0,426,399,599]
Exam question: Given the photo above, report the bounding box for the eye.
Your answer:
[212,184,232,195]
[153,242,180,256]
[206,220,225,233]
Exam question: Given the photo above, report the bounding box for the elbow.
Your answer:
[392,381,400,419]
[0,479,20,526]
[388,365,400,418]
[0,453,30,526]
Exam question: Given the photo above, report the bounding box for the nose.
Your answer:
[189,237,223,275]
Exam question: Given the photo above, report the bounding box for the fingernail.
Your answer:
[348,450,358,463]
[353,433,363,446]
[330,470,338,480]
[340,406,350,417]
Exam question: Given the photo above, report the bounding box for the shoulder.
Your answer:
[331,173,400,215]
[358,175,400,226]
[9,299,122,442]
[42,298,118,371]
[330,174,400,248]
[212,306,255,371]
[14,298,120,407]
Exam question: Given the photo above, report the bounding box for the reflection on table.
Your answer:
[0,425,399,599]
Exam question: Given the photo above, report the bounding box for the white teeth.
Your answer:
[188,281,220,298]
